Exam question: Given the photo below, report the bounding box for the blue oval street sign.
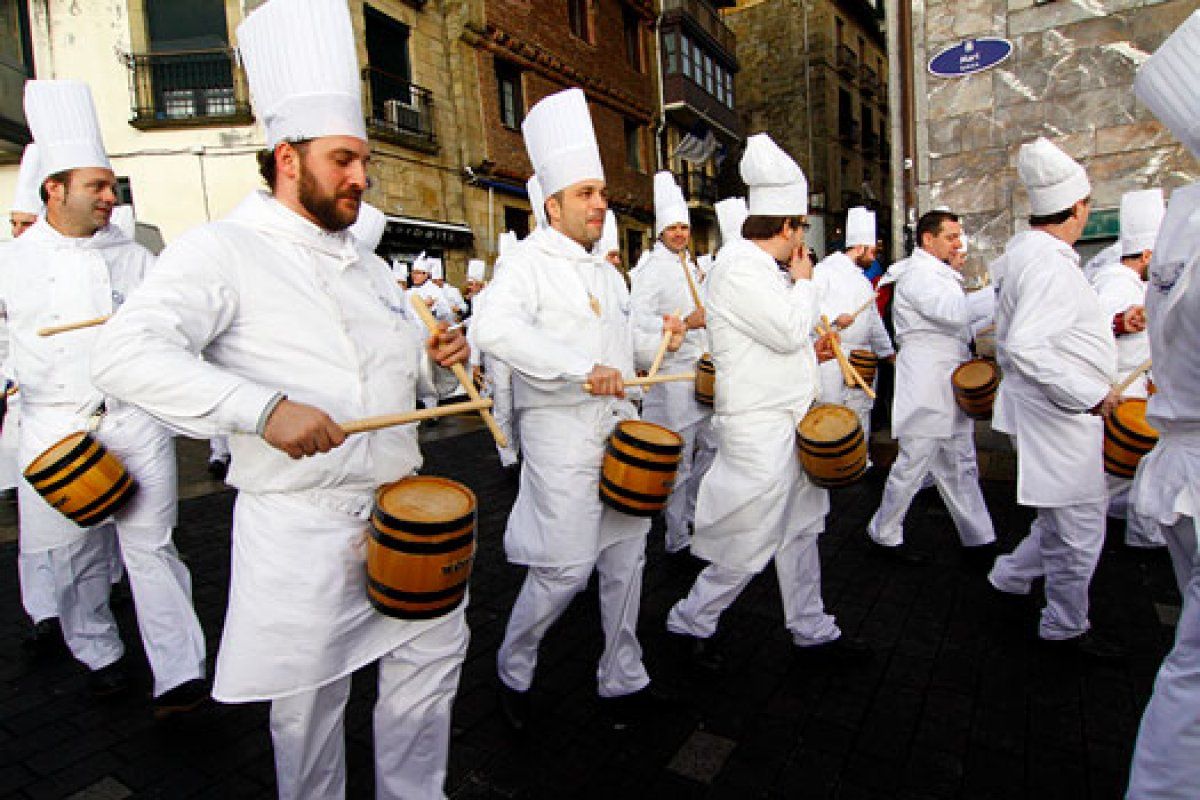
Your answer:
[928,37,1013,78]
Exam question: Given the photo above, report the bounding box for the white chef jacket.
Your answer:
[690,238,829,573]
[441,283,468,319]
[409,279,453,323]
[991,229,1117,507]
[1089,261,1150,395]
[813,251,894,356]
[629,241,710,431]
[91,191,447,700]
[885,247,972,440]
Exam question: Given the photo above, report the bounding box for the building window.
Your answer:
[835,16,844,45]
[838,88,853,137]
[663,31,678,74]
[115,177,134,206]
[0,0,34,144]
[625,119,644,172]
[362,6,435,146]
[568,0,593,43]
[504,204,530,239]
[623,8,643,72]
[681,35,694,80]
[495,60,523,130]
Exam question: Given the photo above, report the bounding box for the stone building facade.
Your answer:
[725,0,889,257]
[896,0,1200,278]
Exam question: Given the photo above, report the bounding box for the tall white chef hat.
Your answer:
[11,144,43,216]
[1135,11,1200,160]
[498,230,518,255]
[522,88,604,200]
[1118,188,1166,256]
[428,257,444,280]
[526,175,548,229]
[845,206,876,248]
[653,171,689,235]
[1017,137,1091,217]
[741,134,807,216]
[109,205,135,240]
[410,251,428,274]
[392,258,409,280]
[24,80,111,178]
[715,196,748,243]
[349,201,387,251]
[236,0,366,148]
[467,258,486,281]
[598,210,620,255]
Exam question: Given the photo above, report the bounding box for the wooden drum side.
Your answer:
[797,404,868,488]
[1103,399,1160,479]
[695,354,716,406]
[23,432,138,527]
[951,359,999,420]
[600,420,683,516]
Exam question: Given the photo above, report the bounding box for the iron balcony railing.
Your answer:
[126,48,250,126]
[362,66,435,145]
[836,44,859,77]
[675,166,718,204]
[860,63,879,96]
[660,0,736,57]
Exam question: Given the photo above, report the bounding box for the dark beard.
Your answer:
[297,163,360,232]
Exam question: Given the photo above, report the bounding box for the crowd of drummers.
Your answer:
[5,1,1200,797]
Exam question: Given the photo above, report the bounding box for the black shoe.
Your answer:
[667,631,724,672]
[1040,631,1128,663]
[498,684,530,732]
[794,635,874,666]
[962,542,999,573]
[89,661,131,697]
[600,684,678,731]
[206,457,229,481]
[153,678,210,721]
[22,618,67,657]
[866,538,926,565]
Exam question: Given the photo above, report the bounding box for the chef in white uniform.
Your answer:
[666,134,869,664]
[630,172,715,554]
[1126,15,1200,795]
[431,259,468,319]
[714,197,748,254]
[987,137,1122,659]
[90,1,471,796]
[3,80,206,712]
[1089,189,1164,549]
[472,88,683,731]
[597,208,622,270]
[813,206,894,442]
[866,209,996,563]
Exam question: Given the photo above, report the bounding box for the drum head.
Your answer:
[798,404,860,440]
[1115,399,1158,438]
[953,359,996,388]
[376,476,475,524]
[618,419,684,448]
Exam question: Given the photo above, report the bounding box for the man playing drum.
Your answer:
[1,80,207,714]
[91,1,470,797]
[472,87,684,732]
[665,134,869,667]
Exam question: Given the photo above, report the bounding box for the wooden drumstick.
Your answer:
[407,293,509,448]
[1114,358,1152,397]
[815,317,858,388]
[37,314,111,337]
[820,315,877,400]
[845,291,881,325]
[647,307,682,378]
[679,250,704,313]
[340,398,493,435]
[583,371,696,393]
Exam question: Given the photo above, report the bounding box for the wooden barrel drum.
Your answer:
[23,431,137,527]
[367,476,477,620]
[695,353,715,406]
[849,350,878,386]
[797,404,868,488]
[951,358,999,420]
[600,420,684,516]
[1104,398,1159,479]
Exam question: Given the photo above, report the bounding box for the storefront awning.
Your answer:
[383,215,474,249]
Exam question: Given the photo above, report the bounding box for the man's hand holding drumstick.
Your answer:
[585,313,686,398]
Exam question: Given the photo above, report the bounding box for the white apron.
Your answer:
[892,332,972,439]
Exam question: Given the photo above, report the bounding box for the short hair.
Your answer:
[39,169,74,203]
[741,214,805,240]
[915,210,958,246]
[257,140,311,190]
[1028,207,1075,226]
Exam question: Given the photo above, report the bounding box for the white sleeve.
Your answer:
[711,260,819,355]
[867,306,895,357]
[902,267,969,329]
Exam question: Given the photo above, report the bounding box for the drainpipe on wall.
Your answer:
[654,7,666,173]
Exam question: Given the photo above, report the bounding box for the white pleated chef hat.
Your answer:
[236,0,366,148]
[653,171,689,235]
[1135,10,1200,159]
[1017,137,1091,217]
[526,175,548,229]
[24,80,111,178]
[349,202,387,251]
[109,205,136,240]
[1119,188,1166,256]
[410,252,428,274]
[845,206,876,248]
[427,257,444,280]
[598,210,620,255]
[498,231,518,255]
[522,88,604,200]
[467,259,486,281]
[741,134,807,216]
[392,258,409,280]
[11,144,44,215]
[715,196,748,242]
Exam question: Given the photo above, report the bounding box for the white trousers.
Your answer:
[18,523,123,623]
[209,435,230,462]
[988,501,1106,640]
[1127,517,1200,800]
[1106,473,1166,549]
[868,434,995,548]
[667,515,840,645]
[662,417,716,553]
[497,535,650,698]
[269,609,467,800]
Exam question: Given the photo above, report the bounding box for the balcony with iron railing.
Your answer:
[674,166,718,205]
[836,43,859,77]
[660,0,736,58]
[125,48,252,129]
[362,66,437,153]
[860,63,879,96]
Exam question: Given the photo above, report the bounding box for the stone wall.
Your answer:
[911,0,1199,278]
